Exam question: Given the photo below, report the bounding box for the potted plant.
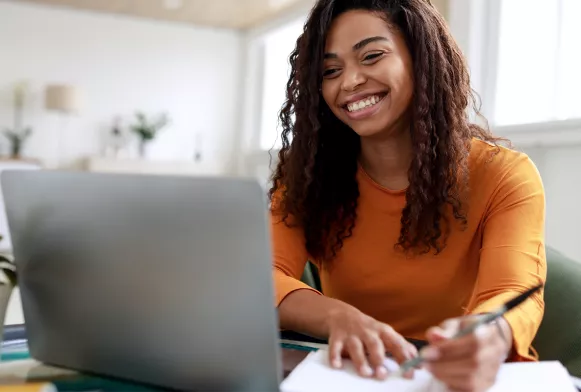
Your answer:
[3,128,32,159]
[129,112,169,158]
[3,82,34,159]
[0,236,16,349]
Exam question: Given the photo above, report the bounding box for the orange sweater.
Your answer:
[272,139,546,361]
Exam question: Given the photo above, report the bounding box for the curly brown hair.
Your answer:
[269,0,503,261]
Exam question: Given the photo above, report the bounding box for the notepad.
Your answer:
[281,350,577,392]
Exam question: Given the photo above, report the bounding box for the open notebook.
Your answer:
[281,350,577,392]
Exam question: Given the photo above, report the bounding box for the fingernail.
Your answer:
[420,347,439,360]
[360,365,373,377]
[376,366,388,379]
[331,359,341,368]
[474,324,488,338]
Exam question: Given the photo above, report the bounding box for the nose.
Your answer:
[341,66,366,92]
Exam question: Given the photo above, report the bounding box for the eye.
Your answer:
[363,52,384,62]
[323,68,340,78]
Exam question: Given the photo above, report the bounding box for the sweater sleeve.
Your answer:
[270,206,322,307]
[467,155,546,362]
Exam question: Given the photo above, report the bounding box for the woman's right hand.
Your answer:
[327,307,418,380]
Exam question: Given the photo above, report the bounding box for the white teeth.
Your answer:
[347,94,383,113]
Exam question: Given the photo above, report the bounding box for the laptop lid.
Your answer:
[1,170,281,391]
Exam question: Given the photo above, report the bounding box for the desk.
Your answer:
[282,348,310,378]
[2,346,580,391]
[0,346,308,390]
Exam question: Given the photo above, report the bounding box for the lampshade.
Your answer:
[45,84,81,113]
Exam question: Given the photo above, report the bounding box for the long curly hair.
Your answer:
[269,0,503,262]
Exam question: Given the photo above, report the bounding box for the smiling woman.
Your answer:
[269,1,547,392]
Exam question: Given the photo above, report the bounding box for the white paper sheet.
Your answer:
[281,350,577,392]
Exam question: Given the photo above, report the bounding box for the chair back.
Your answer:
[532,247,581,377]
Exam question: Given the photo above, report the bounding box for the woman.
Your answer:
[269,0,546,391]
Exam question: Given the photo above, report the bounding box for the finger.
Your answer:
[345,336,373,377]
[379,325,417,364]
[426,316,482,343]
[329,337,344,369]
[425,326,450,344]
[442,318,463,330]
[378,327,417,380]
[426,349,501,387]
[441,376,477,392]
[360,335,388,380]
[435,326,493,361]
[425,357,477,379]
[426,318,462,343]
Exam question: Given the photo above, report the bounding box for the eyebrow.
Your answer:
[324,36,389,59]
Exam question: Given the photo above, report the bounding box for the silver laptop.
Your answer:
[1,170,282,391]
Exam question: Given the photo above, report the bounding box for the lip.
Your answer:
[341,91,388,107]
[341,92,388,121]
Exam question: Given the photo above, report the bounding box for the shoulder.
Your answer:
[467,138,544,202]
[469,139,542,184]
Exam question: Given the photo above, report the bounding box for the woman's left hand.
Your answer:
[421,316,513,392]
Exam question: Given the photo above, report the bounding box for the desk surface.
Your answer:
[1,348,581,391]
[0,326,314,389]
[282,348,310,378]
[0,347,310,390]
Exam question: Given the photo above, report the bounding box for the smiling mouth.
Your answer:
[344,93,388,113]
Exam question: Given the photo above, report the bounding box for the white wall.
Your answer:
[446,0,581,263]
[0,1,243,173]
[517,140,581,263]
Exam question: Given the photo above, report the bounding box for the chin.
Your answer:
[350,126,386,138]
[346,116,395,137]
[344,112,408,140]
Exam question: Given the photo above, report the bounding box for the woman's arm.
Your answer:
[270,210,321,310]
[270,211,358,339]
[278,289,355,338]
[271,210,417,377]
[422,153,546,391]
[466,154,546,361]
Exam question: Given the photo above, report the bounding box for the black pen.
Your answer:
[393,283,544,377]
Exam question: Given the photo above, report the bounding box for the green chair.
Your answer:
[533,246,581,377]
[300,261,321,292]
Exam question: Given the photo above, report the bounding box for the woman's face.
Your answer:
[321,10,414,138]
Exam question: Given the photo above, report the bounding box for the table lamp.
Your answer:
[44,84,81,167]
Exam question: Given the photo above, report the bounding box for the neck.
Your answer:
[359,126,413,191]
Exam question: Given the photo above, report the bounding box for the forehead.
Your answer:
[325,10,394,51]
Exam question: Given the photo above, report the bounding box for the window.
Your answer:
[494,0,581,126]
[259,18,304,151]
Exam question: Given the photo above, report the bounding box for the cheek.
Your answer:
[371,55,409,85]
[402,67,414,99]
[321,82,342,114]
[393,60,414,100]
[321,83,333,106]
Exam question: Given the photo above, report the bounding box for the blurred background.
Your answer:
[0,0,580,320]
